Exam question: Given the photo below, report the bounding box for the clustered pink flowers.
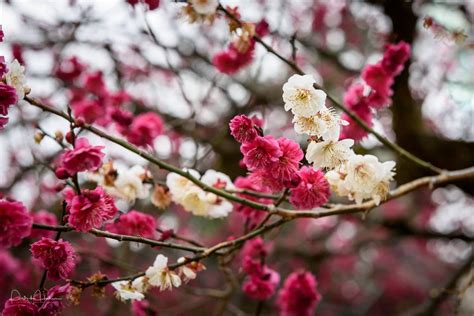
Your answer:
[30,237,76,281]
[106,210,157,238]
[55,60,164,147]
[0,200,32,248]
[64,187,118,232]
[277,271,322,316]
[341,41,411,141]
[230,114,330,212]
[56,137,105,178]
[241,237,280,301]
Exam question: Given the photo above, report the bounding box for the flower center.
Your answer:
[294,88,311,103]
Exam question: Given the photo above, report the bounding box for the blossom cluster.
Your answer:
[112,254,204,302]
[0,25,27,129]
[166,169,234,218]
[282,72,397,205]
[241,237,280,300]
[55,58,164,147]
[212,7,269,74]
[340,41,411,141]
[229,113,332,211]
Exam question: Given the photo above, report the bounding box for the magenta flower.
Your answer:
[2,297,38,316]
[54,56,86,82]
[242,266,280,300]
[381,41,411,76]
[241,135,282,171]
[212,42,255,74]
[0,83,18,119]
[106,210,156,238]
[124,112,163,147]
[30,238,76,281]
[38,284,71,315]
[268,137,303,182]
[30,210,58,239]
[59,137,105,176]
[229,114,259,143]
[362,63,393,94]
[64,187,118,232]
[289,166,330,209]
[70,99,105,124]
[83,71,107,96]
[0,200,32,248]
[277,271,322,316]
[340,107,373,141]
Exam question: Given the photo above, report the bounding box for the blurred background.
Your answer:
[0,0,473,315]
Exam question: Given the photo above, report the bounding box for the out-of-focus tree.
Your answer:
[0,0,473,315]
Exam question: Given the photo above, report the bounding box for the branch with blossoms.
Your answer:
[1,1,474,315]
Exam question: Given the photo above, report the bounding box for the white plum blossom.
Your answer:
[325,167,351,197]
[113,165,151,202]
[190,0,218,15]
[283,74,327,118]
[328,154,396,205]
[306,138,354,169]
[5,59,27,100]
[166,169,201,204]
[166,169,234,218]
[177,257,206,283]
[146,254,182,291]
[111,280,145,302]
[88,164,151,203]
[292,107,347,140]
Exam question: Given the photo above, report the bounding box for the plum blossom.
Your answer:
[242,267,280,300]
[0,199,32,248]
[293,107,347,141]
[283,74,326,117]
[37,284,71,315]
[344,154,396,204]
[124,112,163,147]
[58,137,105,176]
[2,297,38,315]
[30,237,76,280]
[145,254,181,291]
[106,210,156,238]
[326,155,396,205]
[167,169,234,218]
[4,59,27,100]
[112,279,145,302]
[177,257,206,282]
[64,187,118,232]
[305,138,354,170]
[213,41,255,74]
[277,271,321,316]
[112,165,151,202]
[0,83,18,129]
[289,167,330,209]
[241,135,282,171]
[268,137,303,182]
[229,114,262,143]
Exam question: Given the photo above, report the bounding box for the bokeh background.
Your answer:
[0,0,473,315]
